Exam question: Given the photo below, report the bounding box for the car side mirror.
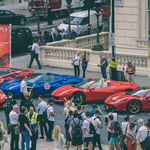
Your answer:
[146,96,150,100]
[89,87,95,91]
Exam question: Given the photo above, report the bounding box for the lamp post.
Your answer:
[48,0,52,25]
[88,0,91,34]
[65,0,72,32]
[92,0,103,51]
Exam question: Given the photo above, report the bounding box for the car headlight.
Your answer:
[59,89,72,95]
[0,79,4,84]
[112,98,127,103]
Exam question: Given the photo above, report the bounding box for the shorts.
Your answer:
[66,133,71,141]
[72,136,83,146]
[109,137,119,145]
[84,137,93,143]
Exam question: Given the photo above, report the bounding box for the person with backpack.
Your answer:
[107,115,121,150]
[97,53,108,79]
[36,95,48,139]
[83,111,93,150]
[77,105,86,121]
[91,110,103,150]
[69,110,84,150]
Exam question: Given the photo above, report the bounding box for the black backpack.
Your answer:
[87,120,96,134]
[78,112,83,121]
[64,115,69,129]
[72,119,82,138]
[42,107,49,121]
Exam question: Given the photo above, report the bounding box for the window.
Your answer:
[115,0,124,7]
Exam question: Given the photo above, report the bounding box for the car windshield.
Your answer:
[37,73,57,82]
[27,73,42,83]
[128,87,150,97]
[72,79,94,89]
[89,79,111,89]
[63,16,83,25]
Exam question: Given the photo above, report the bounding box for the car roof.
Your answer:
[12,26,31,31]
[70,10,97,18]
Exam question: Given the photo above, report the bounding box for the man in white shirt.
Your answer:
[73,51,81,76]
[9,104,19,150]
[36,95,48,139]
[28,39,42,69]
[47,99,56,141]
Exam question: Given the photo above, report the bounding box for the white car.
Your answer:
[57,10,103,35]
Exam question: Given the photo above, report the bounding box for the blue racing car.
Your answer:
[1,73,83,97]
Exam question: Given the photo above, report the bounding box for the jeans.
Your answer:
[39,115,48,138]
[93,133,103,150]
[82,65,87,78]
[101,67,107,79]
[47,121,54,140]
[10,132,19,150]
[21,130,30,150]
[74,65,80,76]
[30,130,38,150]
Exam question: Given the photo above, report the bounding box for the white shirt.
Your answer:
[136,125,148,142]
[20,79,27,93]
[54,134,65,150]
[74,55,80,66]
[9,110,18,125]
[32,43,39,54]
[121,121,129,135]
[83,118,93,138]
[36,101,48,115]
[47,105,55,121]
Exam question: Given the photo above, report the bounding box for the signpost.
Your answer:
[0,25,11,67]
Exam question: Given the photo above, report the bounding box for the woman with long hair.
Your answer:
[81,51,88,78]
[53,125,65,150]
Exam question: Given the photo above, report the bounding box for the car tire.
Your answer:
[73,92,85,105]
[20,18,26,25]
[127,100,141,114]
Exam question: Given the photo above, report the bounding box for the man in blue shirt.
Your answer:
[75,21,81,36]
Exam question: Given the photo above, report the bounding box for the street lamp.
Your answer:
[92,0,104,51]
[66,0,72,32]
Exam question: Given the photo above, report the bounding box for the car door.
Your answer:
[4,10,15,24]
[141,91,150,109]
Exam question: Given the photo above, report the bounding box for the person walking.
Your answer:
[97,53,108,79]
[0,121,5,150]
[109,57,118,80]
[28,39,42,69]
[53,125,65,150]
[18,107,32,150]
[91,110,103,150]
[47,99,56,141]
[126,61,136,84]
[36,95,48,139]
[75,21,81,36]
[27,106,40,150]
[72,51,81,76]
[81,51,88,78]
[4,92,16,132]
[9,104,19,150]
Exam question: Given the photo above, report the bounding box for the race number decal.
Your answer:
[44,83,51,90]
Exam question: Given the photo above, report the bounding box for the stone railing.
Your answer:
[46,32,109,50]
[40,46,149,76]
[136,38,148,49]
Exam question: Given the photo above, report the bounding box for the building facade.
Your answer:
[115,0,148,52]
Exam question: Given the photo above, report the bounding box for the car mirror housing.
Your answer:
[89,87,95,91]
[145,96,150,100]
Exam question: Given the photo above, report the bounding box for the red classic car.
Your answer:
[0,90,6,108]
[51,78,139,104]
[104,87,150,114]
[0,67,34,86]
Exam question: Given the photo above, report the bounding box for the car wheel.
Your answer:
[73,92,85,105]
[20,18,26,25]
[127,100,141,114]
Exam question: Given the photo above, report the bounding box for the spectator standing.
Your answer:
[18,107,32,150]
[89,104,103,117]
[71,28,77,39]
[53,125,65,150]
[136,119,148,150]
[43,31,50,44]
[28,39,42,69]
[77,105,86,121]
[97,53,108,79]
[81,51,88,78]
[126,61,136,84]
[9,104,19,150]
[0,121,5,150]
[72,51,81,76]
[91,110,103,150]
[65,26,70,35]
[83,111,93,150]
[54,30,62,41]
[126,123,136,150]
[50,28,56,42]
[26,106,40,150]
[69,110,84,150]
[60,29,65,39]
[107,115,121,150]
[36,96,48,139]
[47,99,56,141]
[75,21,81,36]
[4,92,16,131]
[24,97,35,111]
[109,57,118,80]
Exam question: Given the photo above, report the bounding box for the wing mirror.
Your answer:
[89,87,95,91]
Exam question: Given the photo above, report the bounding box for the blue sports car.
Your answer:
[1,73,83,97]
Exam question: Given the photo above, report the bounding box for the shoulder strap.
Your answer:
[125,123,129,135]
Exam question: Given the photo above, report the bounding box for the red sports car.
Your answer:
[0,67,34,86]
[104,87,150,114]
[51,78,139,104]
[0,90,6,108]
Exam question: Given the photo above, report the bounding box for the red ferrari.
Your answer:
[0,67,34,86]
[104,87,150,114]
[0,90,6,108]
[51,78,139,104]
